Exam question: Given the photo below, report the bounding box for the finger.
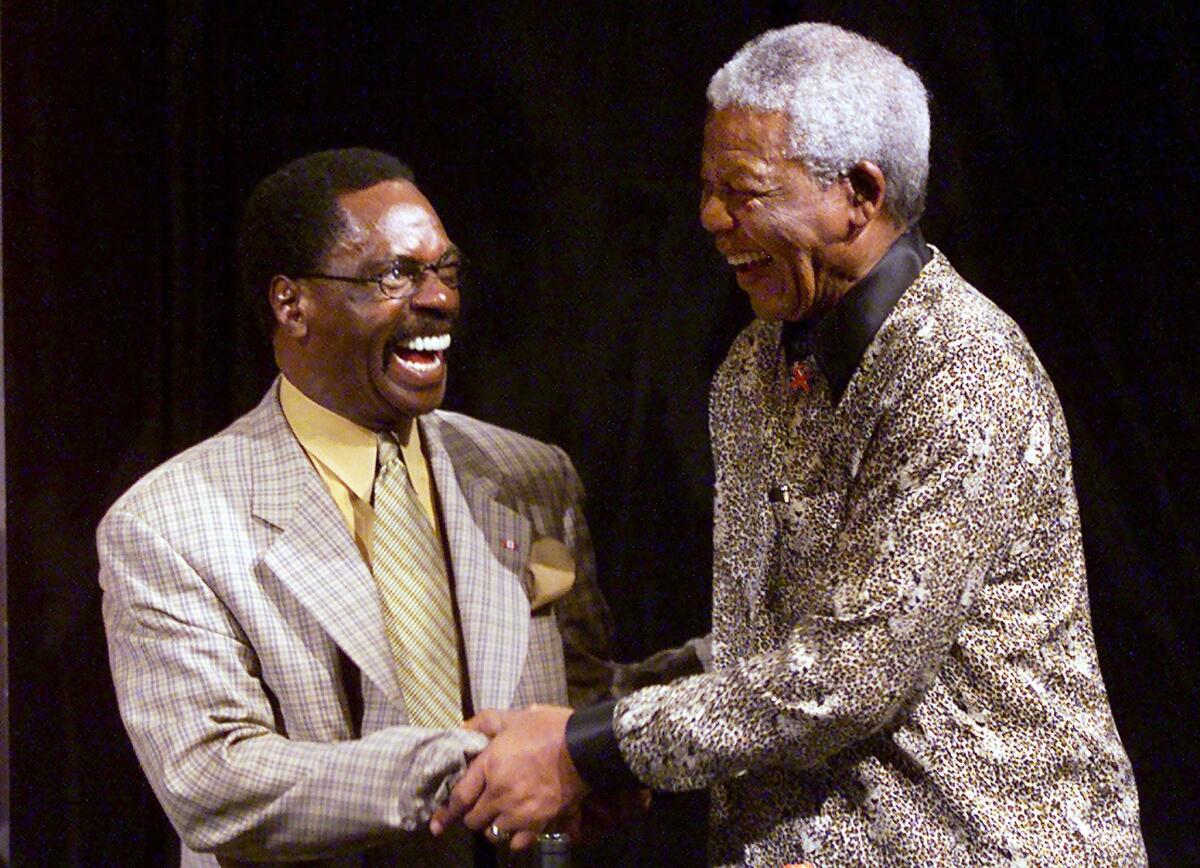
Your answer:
[463,709,511,737]
[429,757,486,836]
[508,824,545,852]
[483,821,512,848]
[461,785,499,832]
[461,758,500,831]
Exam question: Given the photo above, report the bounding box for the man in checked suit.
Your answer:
[98,148,613,866]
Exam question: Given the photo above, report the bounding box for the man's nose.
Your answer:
[700,193,734,234]
[409,272,459,318]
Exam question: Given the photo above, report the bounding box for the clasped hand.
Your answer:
[429,704,587,851]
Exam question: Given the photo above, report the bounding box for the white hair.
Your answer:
[708,23,930,224]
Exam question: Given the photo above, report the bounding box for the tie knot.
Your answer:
[376,432,404,478]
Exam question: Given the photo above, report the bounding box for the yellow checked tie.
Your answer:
[372,433,462,728]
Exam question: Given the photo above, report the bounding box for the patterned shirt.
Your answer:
[607,246,1146,866]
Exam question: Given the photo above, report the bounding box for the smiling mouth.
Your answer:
[388,332,451,376]
[725,250,774,273]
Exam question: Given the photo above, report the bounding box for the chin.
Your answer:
[385,402,440,425]
[372,371,447,421]
[745,275,804,321]
[750,298,800,322]
[400,388,447,420]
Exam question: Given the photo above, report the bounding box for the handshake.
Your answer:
[429,705,650,852]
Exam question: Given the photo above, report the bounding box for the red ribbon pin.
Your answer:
[789,361,811,393]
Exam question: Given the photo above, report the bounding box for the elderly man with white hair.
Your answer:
[432,22,1147,866]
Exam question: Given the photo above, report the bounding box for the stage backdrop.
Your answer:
[4,2,1197,864]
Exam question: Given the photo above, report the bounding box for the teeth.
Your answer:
[726,251,772,267]
[397,356,442,373]
[399,334,451,353]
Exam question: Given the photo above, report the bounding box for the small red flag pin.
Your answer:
[501,538,518,551]
[789,361,811,394]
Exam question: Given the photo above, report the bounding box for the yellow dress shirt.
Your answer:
[279,376,442,569]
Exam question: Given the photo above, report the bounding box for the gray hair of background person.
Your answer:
[707,23,930,225]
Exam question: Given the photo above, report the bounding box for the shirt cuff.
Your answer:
[565,700,643,791]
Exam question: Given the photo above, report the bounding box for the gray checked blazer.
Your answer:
[99,380,613,866]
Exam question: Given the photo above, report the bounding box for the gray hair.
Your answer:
[708,23,930,224]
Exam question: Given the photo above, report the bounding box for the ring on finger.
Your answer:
[486,822,511,846]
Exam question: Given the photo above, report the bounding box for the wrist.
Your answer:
[564,700,643,791]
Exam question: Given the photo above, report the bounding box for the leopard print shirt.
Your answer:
[612,251,1146,866]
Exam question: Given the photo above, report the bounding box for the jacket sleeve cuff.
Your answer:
[565,700,643,791]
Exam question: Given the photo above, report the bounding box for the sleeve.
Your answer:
[607,634,712,697]
[548,444,619,708]
[98,507,488,860]
[610,343,1037,791]
[563,634,714,791]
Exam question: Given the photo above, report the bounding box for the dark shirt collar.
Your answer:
[782,226,931,402]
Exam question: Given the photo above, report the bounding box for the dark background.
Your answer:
[4,1,1197,864]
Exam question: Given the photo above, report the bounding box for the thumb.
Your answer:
[463,709,515,738]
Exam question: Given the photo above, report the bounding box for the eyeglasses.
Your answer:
[293,251,465,301]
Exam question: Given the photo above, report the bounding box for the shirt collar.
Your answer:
[278,376,379,502]
[782,226,931,402]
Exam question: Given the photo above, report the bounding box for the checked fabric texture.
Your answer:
[373,433,462,728]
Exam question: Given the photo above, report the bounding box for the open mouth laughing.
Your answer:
[725,249,774,272]
[723,249,780,294]
[386,332,451,378]
[720,244,800,318]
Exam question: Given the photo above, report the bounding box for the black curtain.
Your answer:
[4,2,1197,864]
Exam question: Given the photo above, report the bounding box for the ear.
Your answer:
[268,275,307,339]
[841,160,887,236]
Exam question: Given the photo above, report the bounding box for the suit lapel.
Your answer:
[421,414,530,712]
[249,382,405,707]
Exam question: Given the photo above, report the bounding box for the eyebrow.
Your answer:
[721,158,772,179]
[368,245,463,275]
[435,245,463,264]
[702,153,771,181]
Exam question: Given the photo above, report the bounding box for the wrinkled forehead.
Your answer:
[330,179,451,263]
[702,107,792,171]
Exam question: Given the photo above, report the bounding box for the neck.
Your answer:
[276,351,418,439]
[849,218,907,283]
[391,416,415,442]
[807,219,908,324]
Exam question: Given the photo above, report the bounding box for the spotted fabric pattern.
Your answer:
[612,250,1146,866]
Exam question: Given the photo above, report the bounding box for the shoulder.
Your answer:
[101,390,284,530]
[864,252,1072,476]
[880,250,1055,403]
[424,410,580,499]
